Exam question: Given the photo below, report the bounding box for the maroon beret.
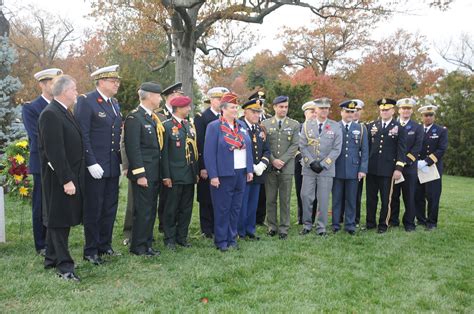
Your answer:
[170,95,192,107]
[220,92,238,105]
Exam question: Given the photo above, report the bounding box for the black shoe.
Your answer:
[377,228,387,234]
[267,230,277,237]
[145,248,161,256]
[246,234,260,241]
[83,254,104,265]
[177,242,192,248]
[203,233,213,239]
[317,232,327,237]
[299,228,311,235]
[347,230,356,236]
[57,272,80,282]
[332,228,340,234]
[426,225,437,231]
[99,249,122,256]
[405,227,416,232]
[279,233,288,240]
[37,248,46,257]
[166,243,177,251]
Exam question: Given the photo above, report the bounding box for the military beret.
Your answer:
[248,90,265,100]
[302,101,317,111]
[91,65,121,80]
[242,98,263,111]
[162,82,183,96]
[314,97,331,108]
[170,95,192,107]
[220,92,239,105]
[338,100,358,111]
[396,98,416,108]
[272,95,289,105]
[418,104,438,114]
[207,87,229,98]
[376,98,397,109]
[139,81,162,94]
[352,99,365,109]
[34,68,63,81]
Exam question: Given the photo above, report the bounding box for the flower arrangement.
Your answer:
[1,139,32,199]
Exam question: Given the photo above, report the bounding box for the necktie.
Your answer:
[151,113,164,150]
[383,122,386,129]
[345,124,349,133]
[107,99,117,116]
[251,125,256,133]
[424,127,428,133]
[318,123,323,134]
[278,120,282,129]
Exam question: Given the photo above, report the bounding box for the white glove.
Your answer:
[88,163,104,179]
[254,162,268,176]
[417,160,428,169]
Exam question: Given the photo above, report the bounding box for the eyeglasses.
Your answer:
[104,78,121,85]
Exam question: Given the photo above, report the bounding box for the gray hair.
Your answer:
[219,102,232,111]
[51,75,76,97]
[138,89,150,101]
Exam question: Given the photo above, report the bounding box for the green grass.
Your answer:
[1,175,473,312]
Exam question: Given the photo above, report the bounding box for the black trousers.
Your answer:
[122,179,134,239]
[130,180,159,254]
[163,184,194,245]
[197,178,214,235]
[44,227,74,273]
[83,175,119,256]
[366,174,394,231]
[256,184,267,225]
[390,172,417,230]
[157,184,167,232]
[415,176,442,227]
[32,174,46,251]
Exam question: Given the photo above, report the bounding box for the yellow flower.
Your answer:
[19,186,29,197]
[16,141,28,149]
[14,154,25,164]
[13,174,23,182]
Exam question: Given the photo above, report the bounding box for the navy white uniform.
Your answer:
[332,118,368,233]
[415,121,448,228]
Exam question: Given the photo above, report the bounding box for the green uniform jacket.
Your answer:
[161,117,198,185]
[124,106,161,182]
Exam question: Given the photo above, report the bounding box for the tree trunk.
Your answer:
[175,45,196,99]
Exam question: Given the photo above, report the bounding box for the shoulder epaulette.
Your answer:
[195,112,202,117]
[79,94,87,98]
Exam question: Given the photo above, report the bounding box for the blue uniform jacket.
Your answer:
[401,119,423,174]
[74,90,122,177]
[194,107,219,171]
[420,124,448,174]
[204,119,253,179]
[22,96,48,174]
[335,121,369,180]
[239,117,271,184]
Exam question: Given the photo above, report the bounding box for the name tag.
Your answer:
[352,130,360,135]
[408,131,415,135]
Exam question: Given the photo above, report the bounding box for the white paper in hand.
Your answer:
[418,165,440,184]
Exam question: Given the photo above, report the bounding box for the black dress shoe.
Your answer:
[347,230,356,236]
[146,248,161,256]
[83,254,104,265]
[247,234,260,241]
[299,228,311,235]
[332,228,340,234]
[405,227,416,232]
[177,242,192,248]
[317,232,327,237]
[377,228,387,234]
[203,233,213,239]
[267,230,277,237]
[99,249,122,256]
[58,272,80,282]
[166,243,177,251]
[279,233,288,240]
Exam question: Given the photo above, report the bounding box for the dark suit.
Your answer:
[22,95,48,252]
[194,107,219,236]
[415,124,448,228]
[366,119,406,232]
[390,119,423,230]
[74,90,122,256]
[38,100,85,273]
[157,105,173,232]
[124,106,162,254]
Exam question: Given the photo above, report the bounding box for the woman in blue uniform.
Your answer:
[204,92,254,252]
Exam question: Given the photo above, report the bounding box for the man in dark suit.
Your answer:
[194,86,229,238]
[74,65,122,264]
[390,98,423,231]
[161,96,198,250]
[415,105,448,230]
[366,98,407,233]
[124,82,163,256]
[22,68,63,255]
[38,75,84,281]
[238,98,271,240]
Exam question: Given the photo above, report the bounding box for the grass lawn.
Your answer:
[0,175,473,312]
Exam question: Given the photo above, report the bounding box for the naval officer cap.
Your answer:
[313,97,332,108]
[338,100,358,111]
[301,101,317,111]
[352,99,365,109]
[139,81,162,94]
[396,97,417,108]
[34,68,63,81]
[376,98,397,109]
[272,95,289,105]
[207,87,229,98]
[161,82,184,96]
[248,90,265,100]
[418,104,438,115]
[242,98,263,112]
[91,64,121,80]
